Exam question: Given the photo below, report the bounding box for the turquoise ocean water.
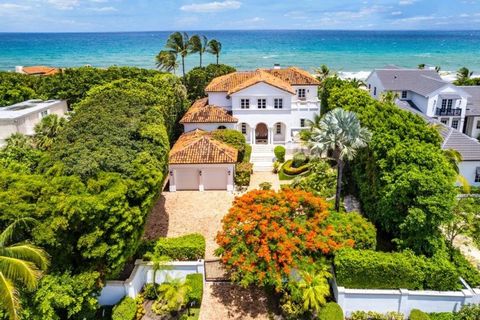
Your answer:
[1,30,480,73]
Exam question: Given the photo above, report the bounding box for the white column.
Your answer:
[169,169,176,192]
[198,170,204,191]
[251,127,255,145]
[227,165,234,192]
[268,127,273,145]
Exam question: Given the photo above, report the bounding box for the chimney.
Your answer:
[273,64,281,70]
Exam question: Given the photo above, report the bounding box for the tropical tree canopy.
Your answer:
[155,50,178,73]
[207,39,222,65]
[33,114,67,151]
[165,32,190,77]
[189,34,208,67]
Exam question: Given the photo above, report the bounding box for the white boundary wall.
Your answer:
[332,277,480,318]
[98,259,205,306]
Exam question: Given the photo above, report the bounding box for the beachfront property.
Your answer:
[15,65,60,76]
[0,100,68,146]
[168,65,320,191]
[366,66,480,139]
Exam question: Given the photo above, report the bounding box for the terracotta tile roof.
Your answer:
[169,129,238,164]
[21,66,60,76]
[205,67,319,94]
[180,98,238,124]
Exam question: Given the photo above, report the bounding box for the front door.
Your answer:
[255,123,268,144]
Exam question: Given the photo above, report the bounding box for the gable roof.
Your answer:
[371,68,450,97]
[396,99,480,161]
[205,67,319,95]
[180,98,238,124]
[458,86,480,116]
[21,66,59,76]
[169,129,238,164]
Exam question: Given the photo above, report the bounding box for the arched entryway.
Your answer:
[255,123,268,144]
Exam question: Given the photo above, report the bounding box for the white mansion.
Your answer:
[168,66,321,191]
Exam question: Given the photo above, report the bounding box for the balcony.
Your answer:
[435,108,462,116]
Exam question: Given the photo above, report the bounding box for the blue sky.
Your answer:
[1,0,480,32]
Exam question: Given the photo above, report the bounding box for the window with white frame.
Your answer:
[440,118,448,125]
[300,119,306,127]
[441,99,447,109]
[241,99,250,109]
[447,99,453,110]
[257,98,266,109]
[476,168,480,183]
[401,91,408,99]
[40,110,49,118]
[241,123,247,134]
[452,119,459,129]
[297,88,306,100]
[276,123,281,134]
[274,98,283,109]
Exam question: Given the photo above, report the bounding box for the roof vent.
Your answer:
[273,64,281,70]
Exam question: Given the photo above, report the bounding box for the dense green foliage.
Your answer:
[184,64,236,100]
[290,159,337,198]
[292,152,308,168]
[152,234,206,261]
[185,274,203,306]
[112,297,136,320]
[317,302,343,320]
[319,76,350,115]
[349,311,404,320]
[326,212,376,250]
[449,248,480,287]
[0,73,38,106]
[235,162,253,186]
[410,309,430,320]
[455,304,480,320]
[335,249,466,291]
[327,84,456,255]
[274,145,286,162]
[211,129,248,162]
[428,313,454,320]
[282,159,310,176]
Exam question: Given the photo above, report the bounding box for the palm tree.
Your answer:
[380,91,399,104]
[207,39,222,65]
[33,114,66,151]
[189,35,208,67]
[315,65,331,82]
[154,277,191,315]
[349,78,366,89]
[144,252,170,298]
[309,108,372,211]
[0,218,49,320]
[456,67,473,84]
[443,149,462,174]
[155,50,178,74]
[166,32,190,78]
[4,133,31,149]
[295,266,331,314]
[418,64,426,69]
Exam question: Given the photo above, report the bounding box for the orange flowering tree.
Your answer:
[215,188,353,291]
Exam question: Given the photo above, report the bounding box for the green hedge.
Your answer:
[274,145,286,162]
[349,311,404,320]
[186,273,203,306]
[244,145,252,163]
[152,234,205,261]
[410,309,430,320]
[326,211,377,250]
[112,297,136,320]
[282,160,310,176]
[334,249,462,291]
[235,162,253,186]
[317,302,343,320]
[211,129,247,162]
[427,313,454,320]
[292,152,308,168]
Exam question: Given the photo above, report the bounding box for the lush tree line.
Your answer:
[0,68,189,318]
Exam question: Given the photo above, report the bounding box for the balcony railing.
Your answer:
[435,108,462,116]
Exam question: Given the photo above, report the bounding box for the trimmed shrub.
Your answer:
[259,182,272,190]
[211,129,247,161]
[292,152,308,168]
[449,248,480,287]
[185,273,203,306]
[142,283,158,300]
[326,211,377,250]
[282,160,310,175]
[235,162,253,186]
[410,309,430,320]
[290,159,337,198]
[350,311,404,320]
[153,234,205,261]
[456,304,480,320]
[112,297,136,320]
[317,302,343,320]
[274,145,286,162]
[427,313,454,320]
[244,144,252,163]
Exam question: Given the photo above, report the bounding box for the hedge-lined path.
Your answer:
[248,171,288,191]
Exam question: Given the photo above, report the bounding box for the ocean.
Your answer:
[1,30,480,77]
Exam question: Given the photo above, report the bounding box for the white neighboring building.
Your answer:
[0,100,68,146]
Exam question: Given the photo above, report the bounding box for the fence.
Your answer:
[331,276,480,318]
[98,259,205,306]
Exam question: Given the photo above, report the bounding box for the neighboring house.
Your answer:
[457,85,480,139]
[366,66,470,133]
[15,66,60,76]
[0,100,68,146]
[169,66,321,191]
[397,100,480,186]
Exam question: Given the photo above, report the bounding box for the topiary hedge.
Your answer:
[317,302,343,320]
[292,152,308,168]
[274,145,286,162]
[410,309,430,320]
[334,249,463,291]
[152,234,205,261]
[112,297,136,320]
[185,273,203,306]
[282,160,310,176]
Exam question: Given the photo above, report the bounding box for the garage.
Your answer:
[168,130,238,192]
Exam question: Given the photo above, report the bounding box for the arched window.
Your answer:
[218,125,227,130]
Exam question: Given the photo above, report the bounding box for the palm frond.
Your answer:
[0,272,19,320]
[0,257,41,291]
[0,218,38,247]
[0,244,49,271]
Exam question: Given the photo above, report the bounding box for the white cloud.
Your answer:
[399,0,417,5]
[90,6,117,12]
[180,0,241,13]
[0,3,31,15]
[45,0,80,10]
[391,11,402,15]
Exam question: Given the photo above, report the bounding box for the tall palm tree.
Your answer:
[456,67,473,84]
[166,32,190,78]
[207,39,222,65]
[309,108,371,211]
[0,218,49,320]
[189,35,208,68]
[295,266,331,314]
[155,50,178,74]
[380,91,399,104]
[33,114,66,151]
[315,65,330,82]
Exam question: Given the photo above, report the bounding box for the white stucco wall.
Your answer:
[459,161,480,187]
[365,72,385,98]
[208,92,231,108]
[465,116,480,139]
[183,123,235,132]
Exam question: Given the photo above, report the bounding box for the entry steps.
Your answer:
[251,144,275,172]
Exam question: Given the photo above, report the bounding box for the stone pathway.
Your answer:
[453,234,480,271]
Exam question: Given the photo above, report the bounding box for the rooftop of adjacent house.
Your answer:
[205,66,319,95]
[20,66,60,76]
[371,67,450,97]
[180,98,238,124]
[0,100,65,119]
[458,86,480,116]
[396,99,480,161]
[169,129,238,164]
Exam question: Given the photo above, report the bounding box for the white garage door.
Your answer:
[203,168,228,190]
[175,168,199,190]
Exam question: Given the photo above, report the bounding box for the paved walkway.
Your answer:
[248,171,289,191]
